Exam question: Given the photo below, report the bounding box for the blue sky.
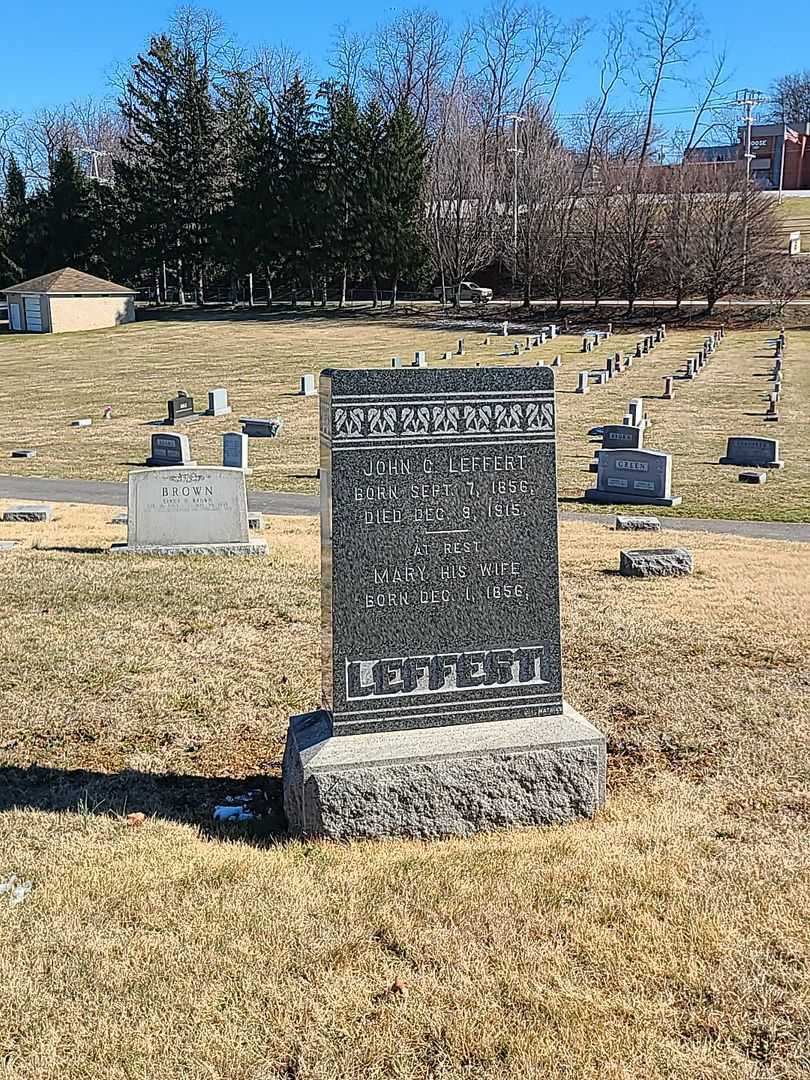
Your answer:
[0,0,801,124]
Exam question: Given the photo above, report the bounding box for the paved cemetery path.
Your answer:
[0,474,316,518]
[1,473,809,541]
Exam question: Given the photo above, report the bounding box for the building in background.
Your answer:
[3,267,136,333]
[686,122,810,190]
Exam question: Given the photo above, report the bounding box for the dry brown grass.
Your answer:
[0,311,807,520]
[1,506,808,1079]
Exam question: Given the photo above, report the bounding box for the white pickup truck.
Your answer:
[433,280,493,303]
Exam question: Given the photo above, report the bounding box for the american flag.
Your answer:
[785,126,800,144]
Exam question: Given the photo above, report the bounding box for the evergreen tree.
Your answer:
[118,34,222,304]
[27,146,97,274]
[321,83,364,307]
[273,75,323,306]
[230,103,280,304]
[218,68,260,300]
[377,101,428,306]
[357,99,387,306]
[3,157,28,280]
[118,36,184,300]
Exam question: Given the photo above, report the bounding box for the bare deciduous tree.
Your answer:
[692,172,777,311]
[364,8,452,128]
[427,82,498,307]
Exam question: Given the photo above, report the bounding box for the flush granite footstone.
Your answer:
[111,467,267,556]
[282,365,605,838]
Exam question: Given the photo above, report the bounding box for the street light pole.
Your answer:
[735,88,766,289]
[502,113,526,290]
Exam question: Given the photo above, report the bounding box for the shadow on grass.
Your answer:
[0,764,288,844]
[34,545,108,555]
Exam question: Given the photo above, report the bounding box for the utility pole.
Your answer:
[735,89,766,288]
[502,113,526,288]
[80,147,111,185]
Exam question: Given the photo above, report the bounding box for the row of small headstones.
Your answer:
[575,325,668,394]
[389,323,560,368]
[765,329,787,422]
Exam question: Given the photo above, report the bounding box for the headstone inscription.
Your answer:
[588,423,644,471]
[281,366,606,839]
[585,448,681,506]
[719,436,783,468]
[146,432,195,467]
[222,432,250,473]
[111,467,267,556]
[206,388,232,415]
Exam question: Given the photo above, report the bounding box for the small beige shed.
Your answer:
[4,267,136,334]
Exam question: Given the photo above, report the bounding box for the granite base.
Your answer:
[584,489,682,507]
[111,540,268,557]
[282,704,606,839]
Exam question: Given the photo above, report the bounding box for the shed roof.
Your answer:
[4,267,135,295]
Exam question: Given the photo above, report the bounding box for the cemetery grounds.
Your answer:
[0,307,808,520]
[0,309,808,1078]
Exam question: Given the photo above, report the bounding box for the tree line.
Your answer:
[0,2,806,312]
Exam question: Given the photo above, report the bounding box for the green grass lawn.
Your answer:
[0,308,807,520]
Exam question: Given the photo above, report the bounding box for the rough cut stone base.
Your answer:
[282,704,606,840]
[585,489,682,507]
[111,540,268,557]
[619,547,693,577]
[615,515,661,531]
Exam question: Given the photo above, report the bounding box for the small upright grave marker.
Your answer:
[206,388,232,416]
[146,432,195,467]
[166,392,196,425]
[299,374,317,396]
[222,432,251,474]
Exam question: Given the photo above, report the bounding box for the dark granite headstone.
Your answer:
[585,448,681,506]
[167,394,195,424]
[319,365,563,736]
[602,424,644,451]
[146,432,194,467]
[719,436,783,468]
